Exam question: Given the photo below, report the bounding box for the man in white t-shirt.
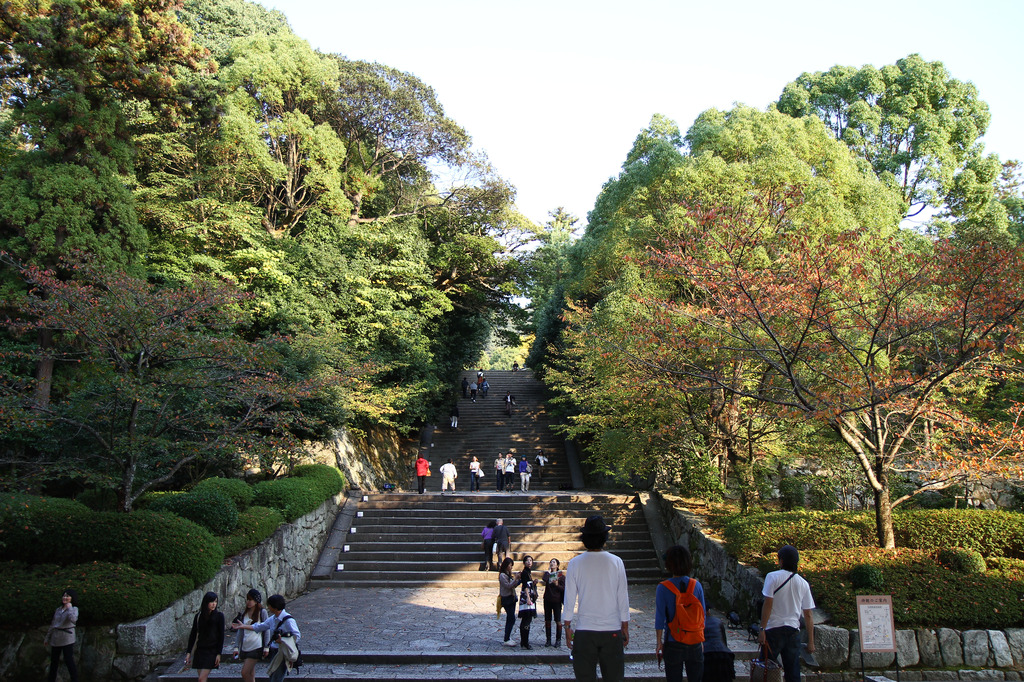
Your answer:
[758,545,815,682]
[439,458,457,494]
[563,515,630,682]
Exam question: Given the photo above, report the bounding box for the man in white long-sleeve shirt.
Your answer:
[232,594,300,682]
[563,515,630,682]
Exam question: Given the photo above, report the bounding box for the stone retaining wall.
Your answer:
[653,491,1024,674]
[0,492,344,681]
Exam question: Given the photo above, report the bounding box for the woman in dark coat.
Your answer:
[186,591,225,681]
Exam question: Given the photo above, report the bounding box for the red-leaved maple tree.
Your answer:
[631,189,1024,547]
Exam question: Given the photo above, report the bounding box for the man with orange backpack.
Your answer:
[655,545,706,682]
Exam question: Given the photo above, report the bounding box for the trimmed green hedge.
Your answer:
[3,561,192,627]
[219,506,285,557]
[724,509,1024,562]
[253,464,345,521]
[151,487,239,535]
[193,476,254,511]
[936,547,987,574]
[801,548,1024,629]
[0,495,223,585]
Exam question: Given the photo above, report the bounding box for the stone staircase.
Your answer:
[418,369,572,492]
[312,491,662,589]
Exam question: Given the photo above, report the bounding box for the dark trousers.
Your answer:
[520,610,534,646]
[417,475,427,493]
[572,630,625,682]
[482,539,494,568]
[663,640,703,682]
[470,473,480,491]
[765,626,802,682]
[495,471,503,490]
[48,644,78,682]
[502,596,517,641]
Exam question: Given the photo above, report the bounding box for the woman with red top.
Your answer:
[415,454,431,494]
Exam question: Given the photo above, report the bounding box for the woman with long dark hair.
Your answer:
[518,555,539,649]
[186,591,225,682]
[44,588,79,682]
[232,588,270,682]
[497,557,521,646]
[542,557,565,647]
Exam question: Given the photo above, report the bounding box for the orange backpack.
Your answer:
[660,578,705,645]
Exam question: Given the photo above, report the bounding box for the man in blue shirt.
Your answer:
[655,545,706,682]
[232,594,300,682]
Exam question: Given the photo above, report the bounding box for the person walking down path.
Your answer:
[469,455,482,492]
[45,588,79,682]
[518,556,539,649]
[655,545,706,682]
[232,594,301,682]
[535,449,548,482]
[504,391,516,416]
[185,591,225,682]
[519,456,532,492]
[563,515,630,682]
[492,518,511,569]
[758,545,815,682]
[415,453,431,494]
[232,588,271,682]
[494,452,505,492]
[542,558,566,647]
[440,458,457,494]
[449,404,459,430]
[498,558,522,647]
[480,520,497,571]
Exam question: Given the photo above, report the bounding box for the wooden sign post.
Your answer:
[856,595,897,682]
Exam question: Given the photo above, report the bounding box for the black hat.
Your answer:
[582,515,612,535]
[246,588,262,603]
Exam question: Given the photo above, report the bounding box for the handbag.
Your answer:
[495,594,503,617]
[750,643,783,682]
[426,468,431,477]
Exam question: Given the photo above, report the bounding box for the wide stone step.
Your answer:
[334,548,661,563]
[334,556,661,572]
[339,540,659,554]
[315,568,665,586]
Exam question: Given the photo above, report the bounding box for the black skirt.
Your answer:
[191,647,220,670]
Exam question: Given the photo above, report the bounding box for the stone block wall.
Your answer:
[0,492,344,681]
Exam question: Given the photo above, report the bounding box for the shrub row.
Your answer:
[252,464,345,521]
[0,494,223,585]
[151,487,239,535]
[800,548,1024,629]
[2,561,192,628]
[723,509,1024,562]
[218,506,285,557]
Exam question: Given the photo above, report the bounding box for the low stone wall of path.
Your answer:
[0,492,344,681]
[653,491,1024,676]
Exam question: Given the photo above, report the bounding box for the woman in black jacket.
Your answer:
[185,591,225,681]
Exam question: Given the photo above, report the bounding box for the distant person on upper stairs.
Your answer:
[512,361,520,372]
[519,456,532,492]
[498,557,522,646]
[469,455,482,492]
[543,558,566,647]
[461,376,469,398]
[470,380,478,402]
[503,453,517,492]
[494,452,505,492]
[415,454,431,494]
[481,378,490,398]
[535,449,549,482]
[449,404,459,430]
[440,458,457,494]
[504,391,516,416]
[492,518,511,568]
[481,519,497,571]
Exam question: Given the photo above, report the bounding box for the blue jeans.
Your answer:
[572,630,625,682]
[663,640,703,682]
[502,596,517,641]
[470,472,480,491]
[765,626,801,682]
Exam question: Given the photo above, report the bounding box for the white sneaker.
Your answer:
[503,640,517,647]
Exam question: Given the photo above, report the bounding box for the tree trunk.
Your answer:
[873,475,896,548]
[32,329,54,408]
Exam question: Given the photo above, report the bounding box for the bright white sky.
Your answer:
[259,0,1024,228]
